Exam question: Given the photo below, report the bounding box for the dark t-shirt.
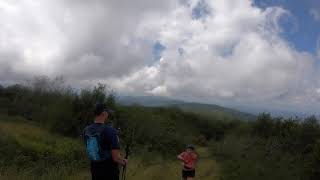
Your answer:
[83,123,120,170]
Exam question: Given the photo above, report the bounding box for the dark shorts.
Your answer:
[182,169,195,178]
[91,161,119,180]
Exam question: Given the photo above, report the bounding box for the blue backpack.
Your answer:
[84,125,111,162]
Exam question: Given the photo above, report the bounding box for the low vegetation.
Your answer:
[0,77,320,180]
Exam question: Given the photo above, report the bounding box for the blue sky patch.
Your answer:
[220,44,236,58]
[152,41,166,61]
[254,0,320,55]
[192,0,210,20]
[178,47,185,56]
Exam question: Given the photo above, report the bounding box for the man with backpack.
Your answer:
[83,103,128,180]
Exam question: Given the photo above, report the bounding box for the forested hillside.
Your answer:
[0,77,320,180]
[119,96,256,120]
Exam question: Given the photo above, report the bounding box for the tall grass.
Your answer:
[0,115,220,180]
[126,147,220,180]
[0,114,88,179]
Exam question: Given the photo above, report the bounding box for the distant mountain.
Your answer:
[118,96,182,106]
[118,96,256,121]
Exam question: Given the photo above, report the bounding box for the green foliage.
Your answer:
[0,114,220,180]
[0,77,234,156]
[304,140,320,180]
[210,113,320,180]
[0,78,116,136]
[0,114,87,178]
[2,78,320,180]
[253,113,275,138]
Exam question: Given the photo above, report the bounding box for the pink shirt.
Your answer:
[179,152,198,169]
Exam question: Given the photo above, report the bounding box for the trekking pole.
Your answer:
[121,129,134,180]
[121,144,130,180]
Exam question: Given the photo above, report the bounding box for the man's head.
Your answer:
[94,103,113,122]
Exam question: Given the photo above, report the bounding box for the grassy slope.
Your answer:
[127,147,220,180]
[0,115,89,180]
[0,115,221,180]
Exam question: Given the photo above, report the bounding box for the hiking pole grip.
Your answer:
[121,144,129,180]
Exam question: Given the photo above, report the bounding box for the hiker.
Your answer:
[177,145,198,180]
[83,103,128,180]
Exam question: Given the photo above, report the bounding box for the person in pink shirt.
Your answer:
[177,145,198,180]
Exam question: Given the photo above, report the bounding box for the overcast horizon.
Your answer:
[1,0,320,115]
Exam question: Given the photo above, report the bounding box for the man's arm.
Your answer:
[81,128,87,145]
[109,128,127,166]
[112,150,127,166]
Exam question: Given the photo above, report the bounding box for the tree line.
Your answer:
[1,76,320,179]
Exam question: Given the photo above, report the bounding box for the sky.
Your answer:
[0,0,319,115]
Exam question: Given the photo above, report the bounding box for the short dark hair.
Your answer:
[94,102,114,116]
[94,103,106,116]
[186,144,195,151]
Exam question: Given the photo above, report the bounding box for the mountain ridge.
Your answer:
[118,95,256,121]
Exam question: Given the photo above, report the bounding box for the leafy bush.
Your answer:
[2,78,320,180]
[0,116,86,175]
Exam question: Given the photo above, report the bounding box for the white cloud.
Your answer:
[0,0,319,112]
[0,0,175,81]
[111,0,319,111]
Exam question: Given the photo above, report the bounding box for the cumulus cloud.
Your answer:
[0,0,174,81]
[111,0,320,111]
[0,0,319,112]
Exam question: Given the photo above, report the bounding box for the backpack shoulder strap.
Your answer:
[84,125,107,140]
[95,124,108,144]
[97,124,107,135]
